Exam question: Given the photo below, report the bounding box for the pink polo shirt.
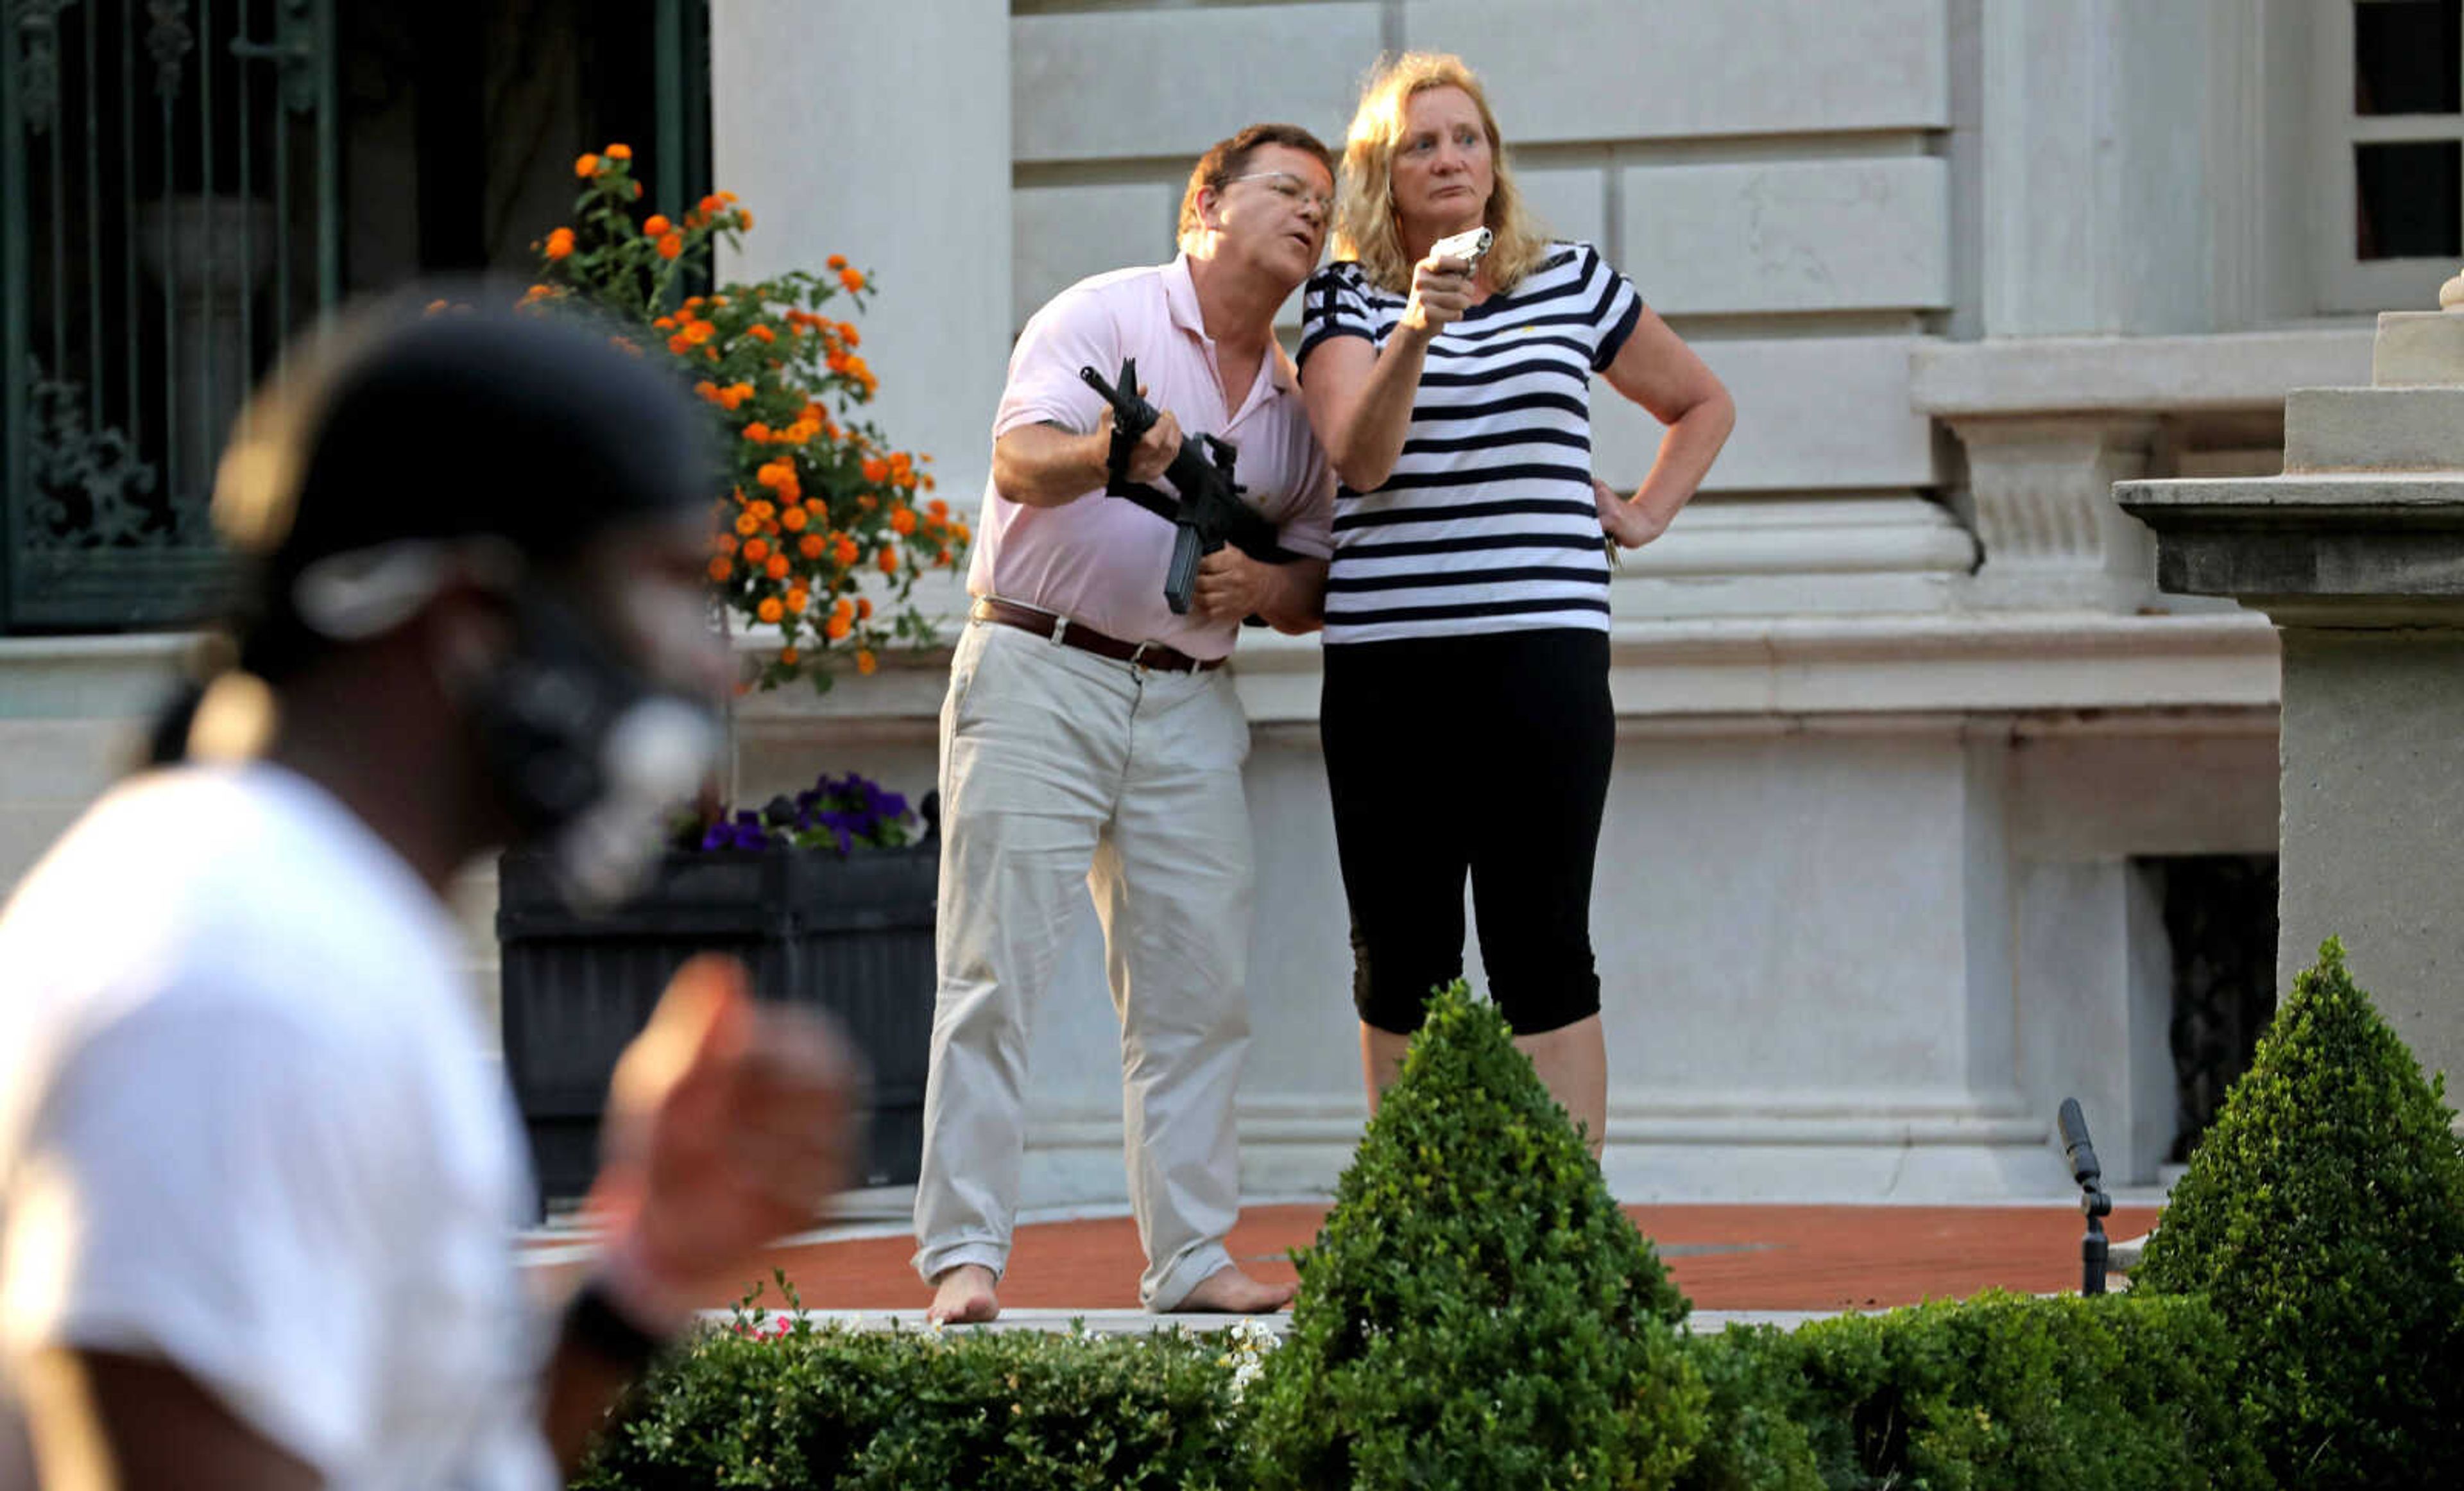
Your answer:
[968,255,1334,661]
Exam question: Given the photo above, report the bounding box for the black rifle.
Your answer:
[1077,357,1297,616]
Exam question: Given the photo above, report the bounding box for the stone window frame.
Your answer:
[2316,0,2464,313]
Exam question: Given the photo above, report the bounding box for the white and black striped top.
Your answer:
[1297,241,1643,644]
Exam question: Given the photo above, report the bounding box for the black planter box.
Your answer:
[496,840,939,1218]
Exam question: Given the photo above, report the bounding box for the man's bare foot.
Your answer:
[927,1264,1000,1324]
[1166,1264,1296,1314]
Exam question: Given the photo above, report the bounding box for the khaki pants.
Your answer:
[911,617,1254,1310]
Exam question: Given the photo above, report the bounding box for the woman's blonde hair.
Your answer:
[1330,52,1552,297]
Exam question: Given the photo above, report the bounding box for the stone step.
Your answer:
[695,1306,1851,1340]
[2372,309,2464,387]
[2286,385,2464,472]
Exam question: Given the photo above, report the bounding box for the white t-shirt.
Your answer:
[0,764,554,1490]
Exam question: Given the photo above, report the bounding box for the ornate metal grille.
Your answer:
[1,0,336,628]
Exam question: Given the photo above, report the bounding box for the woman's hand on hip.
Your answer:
[1595,478,1670,550]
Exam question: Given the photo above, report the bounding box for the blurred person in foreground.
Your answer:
[0,295,859,1489]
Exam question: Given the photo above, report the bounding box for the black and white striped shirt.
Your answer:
[1297,241,1643,644]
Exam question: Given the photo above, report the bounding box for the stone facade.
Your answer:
[8,0,2406,1202]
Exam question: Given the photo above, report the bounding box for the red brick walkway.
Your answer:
[531,1202,2161,1314]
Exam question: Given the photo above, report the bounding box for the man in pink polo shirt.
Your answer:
[915,123,1337,1323]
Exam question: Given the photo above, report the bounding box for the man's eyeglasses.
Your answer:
[1225,171,1334,216]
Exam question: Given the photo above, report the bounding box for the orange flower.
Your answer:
[765,554,790,580]
[877,546,900,575]
[798,534,825,559]
[785,588,809,613]
[839,267,866,293]
[928,499,950,519]
[733,512,760,537]
[825,614,852,642]
[862,458,891,485]
[838,322,860,348]
[757,597,783,625]
[699,193,726,216]
[834,537,859,567]
[826,254,848,270]
[857,598,873,621]
[714,533,739,556]
[778,646,799,666]
[780,506,808,531]
[707,556,733,581]
[744,422,772,444]
[742,537,770,562]
[605,142,632,160]
[856,650,877,676]
[642,214,672,236]
[748,323,775,343]
[749,499,776,520]
[726,381,755,405]
[656,232,683,261]
[544,227,576,259]
[889,507,916,537]
[738,210,755,230]
[575,153,600,178]
[667,333,693,356]
[832,596,856,621]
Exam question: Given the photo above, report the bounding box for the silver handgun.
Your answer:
[1431,226,1493,264]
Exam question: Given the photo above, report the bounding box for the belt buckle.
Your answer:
[1127,640,1156,673]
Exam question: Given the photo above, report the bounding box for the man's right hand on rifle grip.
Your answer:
[1096,401,1181,486]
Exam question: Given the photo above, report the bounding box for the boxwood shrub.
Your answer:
[1242,983,1706,1490]
[2130,936,2464,1486]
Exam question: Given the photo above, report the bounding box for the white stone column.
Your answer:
[709,1,1010,511]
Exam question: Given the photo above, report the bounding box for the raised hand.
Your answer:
[1401,252,1476,336]
[586,954,862,1327]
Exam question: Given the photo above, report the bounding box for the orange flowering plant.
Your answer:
[525,143,968,690]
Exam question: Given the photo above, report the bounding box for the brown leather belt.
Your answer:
[970,596,1226,674]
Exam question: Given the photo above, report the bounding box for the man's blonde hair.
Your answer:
[1330,52,1551,296]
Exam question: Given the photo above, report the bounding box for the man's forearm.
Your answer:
[991,422,1109,508]
[1257,556,1329,633]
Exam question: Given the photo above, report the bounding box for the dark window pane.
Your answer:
[2357,0,2461,115]
[2357,140,2462,257]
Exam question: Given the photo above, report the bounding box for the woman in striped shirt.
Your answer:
[1297,51,1734,1155]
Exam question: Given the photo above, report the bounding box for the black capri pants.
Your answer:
[1320,627,1615,1036]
